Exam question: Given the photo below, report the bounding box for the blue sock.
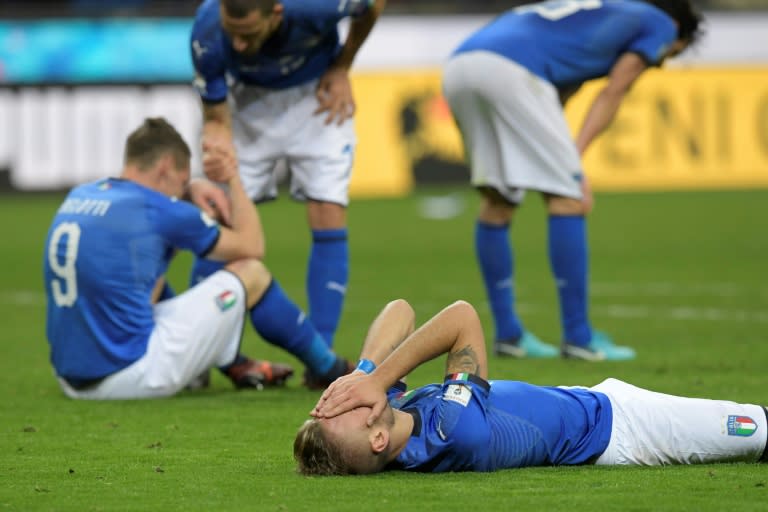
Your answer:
[189,257,225,288]
[250,279,336,375]
[307,228,349,347]
[548,215,592,346]
[475,221,523,341]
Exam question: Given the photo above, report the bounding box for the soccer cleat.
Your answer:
[302,356,355,391]
[494,331,559,358]
[561,331,636,361]
[226,359,295,390]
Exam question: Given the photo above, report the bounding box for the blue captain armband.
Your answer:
[355,359,376,374]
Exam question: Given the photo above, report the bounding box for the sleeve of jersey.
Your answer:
[190,21,229,102]
[626,12,677,66]
[386,381,407,400]
[157,198,221,257]
[429,374,491,469]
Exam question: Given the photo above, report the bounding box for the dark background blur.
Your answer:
[1,0,766,18]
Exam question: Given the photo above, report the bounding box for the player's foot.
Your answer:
[226,359,295,390]
[561,331,636,361]
[303,356,355,391]
[494,331,559,358]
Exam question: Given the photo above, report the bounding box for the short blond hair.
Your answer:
[293,419,352,476]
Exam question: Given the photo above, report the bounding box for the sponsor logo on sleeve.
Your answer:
[443,384,472,407]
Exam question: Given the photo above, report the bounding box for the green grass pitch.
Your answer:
[1,188,767,511]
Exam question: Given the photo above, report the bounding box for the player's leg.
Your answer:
[306,200,348,348]
[544,193,635,361]
[286,79,355,349]
[227,258,353,390]
[448,53,631,362]
[593,378,768,465]
[58,271,253,399]
[443,51,557,359]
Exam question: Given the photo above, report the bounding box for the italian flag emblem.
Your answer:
[727,415,758,437]
[215,290,237,311]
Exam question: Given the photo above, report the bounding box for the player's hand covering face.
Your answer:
[312,371,388,427]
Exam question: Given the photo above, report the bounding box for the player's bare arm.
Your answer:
[202,101,232,140]
[446,345,482,376]
[311,300,414,416]
[315,0,386,125]
[201,101,237,175]
[574,52,648,155]
[316,300,488,423]
[205,168,265,262]
[357,299,416,366]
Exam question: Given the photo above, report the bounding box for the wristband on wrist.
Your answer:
[355,358,376,374]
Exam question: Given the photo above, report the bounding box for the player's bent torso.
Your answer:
[44,179,219,381]
[191,0,371,97]
[389,375,613,471]
[453,0,676,89]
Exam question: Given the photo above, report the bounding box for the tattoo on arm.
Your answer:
[446,346,480,375]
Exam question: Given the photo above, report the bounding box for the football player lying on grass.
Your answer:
[296,299,767,474]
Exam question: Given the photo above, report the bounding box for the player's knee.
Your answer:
[546,196,585,216]
[478,190,514,224]
[307,201,347,230]
[225,258,271,301]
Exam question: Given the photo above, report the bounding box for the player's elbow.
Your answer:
[448,300,479,321]
[386,299,415,331]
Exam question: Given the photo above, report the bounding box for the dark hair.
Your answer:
[124,117,191,171]
[221,0,276,17]
[645,0,703,45]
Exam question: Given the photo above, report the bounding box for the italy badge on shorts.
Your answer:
[215,290,237,312]
[727,415,758,437]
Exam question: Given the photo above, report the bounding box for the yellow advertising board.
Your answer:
[349,67,768,197]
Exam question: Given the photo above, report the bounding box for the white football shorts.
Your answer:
[229,79,356,206]
[58,271,246,400]
[591,378,767,465]
[443,51,583,204]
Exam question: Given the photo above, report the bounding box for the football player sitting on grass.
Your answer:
[43,117,352,399]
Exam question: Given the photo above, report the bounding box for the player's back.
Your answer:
[454,0,676,89]
[44,179,172,381]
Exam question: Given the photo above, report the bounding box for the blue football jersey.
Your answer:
[191,0,373,100]
[453,0,677,89]
[388,374,612,472]
[43,178,221,381]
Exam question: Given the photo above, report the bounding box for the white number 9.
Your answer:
[48,222,81,307]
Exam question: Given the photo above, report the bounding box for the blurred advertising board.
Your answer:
[0,14,766,194]
[0,19,193,83]
[1,67,766,195]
